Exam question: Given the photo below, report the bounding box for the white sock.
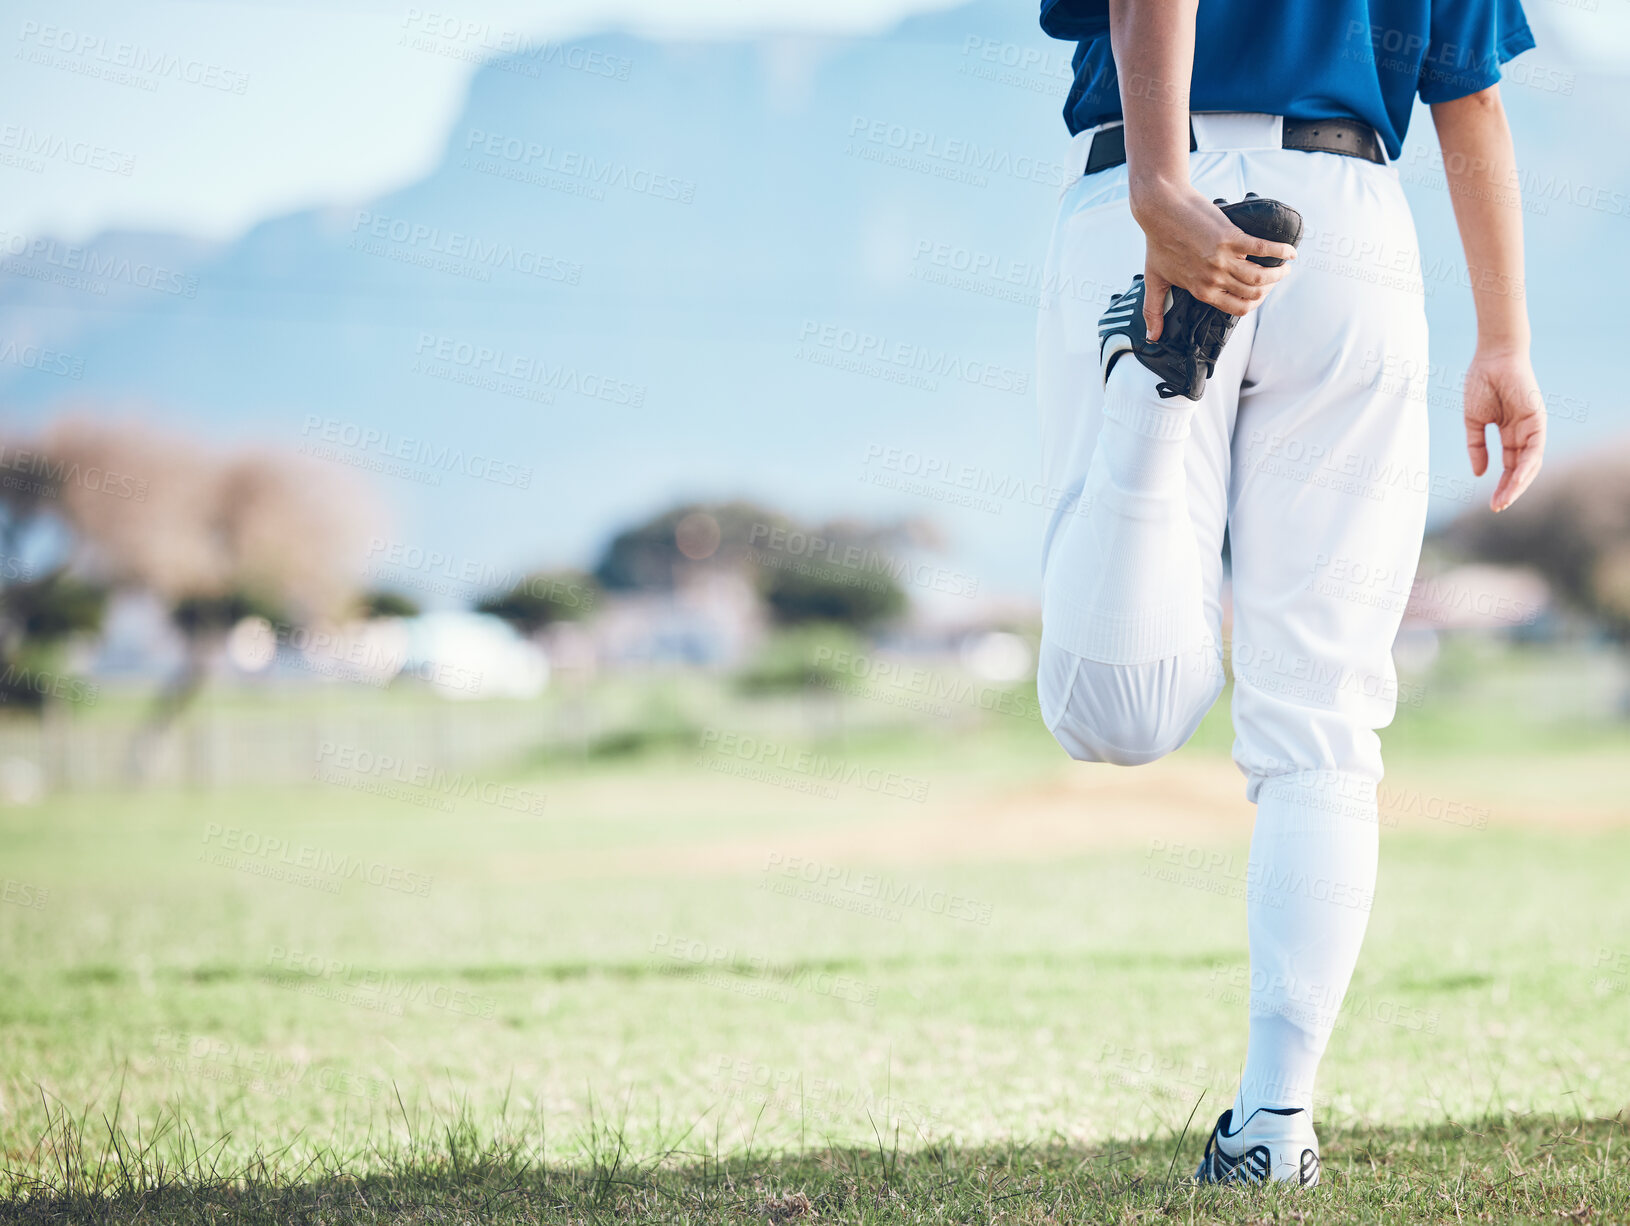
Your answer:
[1097,377,1192,494]
[1234,1014,1322,1121]
[1233,771,1380,1121]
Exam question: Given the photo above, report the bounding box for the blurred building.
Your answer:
[588,570,765,669]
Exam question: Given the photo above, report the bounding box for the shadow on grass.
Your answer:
[3,1097,1626,1225]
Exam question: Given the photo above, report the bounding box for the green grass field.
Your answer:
[3,651,1629,1222]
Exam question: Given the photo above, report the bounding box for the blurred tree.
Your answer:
[593,501,921,631]
[152,587,287,730]
[21,418,379,759]
[476,569,598,635]
[44,421,370,618]
[0,443,109,709]
[752,516,917,629]
[594,501,788,591]
[358,589,420,619]
[1441,441,1630,640]
[758,552,907,628]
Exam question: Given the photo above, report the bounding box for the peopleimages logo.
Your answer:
[298,415,533,490]
[16,22,250,93]
[0,664,99,707]
[0,340,85,379]
[412,334,645,407]
[399,10,633,80]
[761,853,993,924]
[315,741,547,816]
[846,115,1067,188]
[0,229,198,298]
[0,444,148,502]
[201,823,433,897]
[351,211,582,285]
[796,321,1029,395]
[746,522,980,599]
[461,129,696,203]
[698,728,931,802]
[0,124,134,175]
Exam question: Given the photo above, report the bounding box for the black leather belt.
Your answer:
[1084,116,1385,176]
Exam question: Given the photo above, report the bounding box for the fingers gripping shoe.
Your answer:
[1098,193,1304,402]
[1194,1107,1320,1187]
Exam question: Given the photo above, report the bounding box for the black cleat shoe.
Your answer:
[1097,193,1304,402]
[1097,272,1154,386]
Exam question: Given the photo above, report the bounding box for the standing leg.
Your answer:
[1222,151,1431,1120]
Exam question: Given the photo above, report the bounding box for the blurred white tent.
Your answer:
[401,612,549,700]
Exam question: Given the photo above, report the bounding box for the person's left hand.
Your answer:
[1463,347,1545,512]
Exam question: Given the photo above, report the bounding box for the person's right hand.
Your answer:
[1130,182,1299,340]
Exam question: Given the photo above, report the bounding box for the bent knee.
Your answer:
[1038,644,1223,767]
[1046,708,1192,766]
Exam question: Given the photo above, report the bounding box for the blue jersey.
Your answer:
[1039,0,1534,159]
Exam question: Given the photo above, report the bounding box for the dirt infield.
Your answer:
[487,742,1630,885]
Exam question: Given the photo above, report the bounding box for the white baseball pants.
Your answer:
[1035,113,1430,1113]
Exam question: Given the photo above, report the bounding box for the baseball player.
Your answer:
[1035,0,1545,1185]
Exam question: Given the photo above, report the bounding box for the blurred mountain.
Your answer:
[0,0,1623,604]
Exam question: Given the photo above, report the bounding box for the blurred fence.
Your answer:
[0,662,1032,801]
[0,699,589,798]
